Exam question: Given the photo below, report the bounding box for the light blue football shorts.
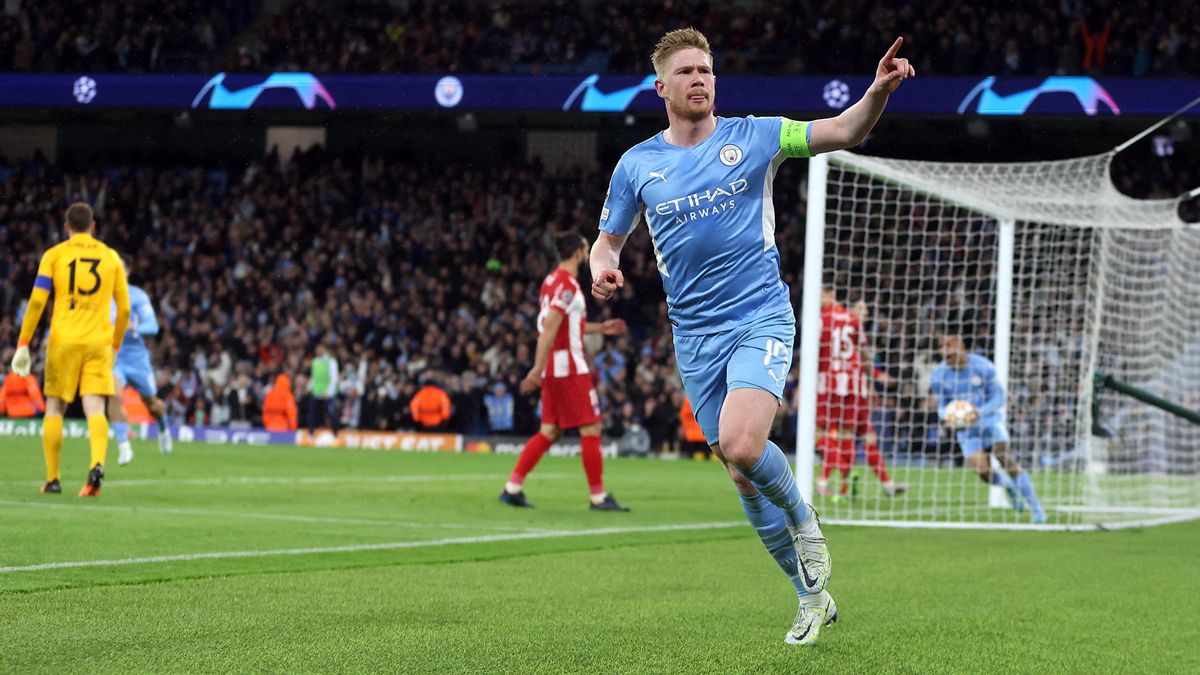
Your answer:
[673,306,795,446]
[114,352,157,398]
[956,422,1011,457]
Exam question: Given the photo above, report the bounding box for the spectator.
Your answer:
[448,373,486,434]
[307,341,339,434]
[340,385,362,430]
[262,373,298,432]
[1,370,45,418]
[594,340,627,388]
[225,373,260,427]
[484,382,515,433]
[410,378,452,430]
[208,382,231,426]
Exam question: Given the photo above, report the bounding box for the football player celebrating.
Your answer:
[591,28,913,645]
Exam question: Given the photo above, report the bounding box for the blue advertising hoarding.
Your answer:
[2,72,1197,117]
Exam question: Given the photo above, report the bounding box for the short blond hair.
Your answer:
[651,27,712,80]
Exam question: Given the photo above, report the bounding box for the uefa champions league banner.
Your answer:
[468,436,620,459]
[160,424,298,446]
[3,72,1199,116]
[0,418,296,445]
[128,422,298,446]
[297,429,462,451]
[0,418,613,456]
[0,417,94,439]
[0,417,460,450]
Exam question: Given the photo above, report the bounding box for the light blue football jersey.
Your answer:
[599,116,811,336]
[930,353,1006,428]
[111,284,159,362]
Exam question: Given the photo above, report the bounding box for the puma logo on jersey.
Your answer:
[648,169,668,182]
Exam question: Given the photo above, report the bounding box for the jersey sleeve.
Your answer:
[17,250,54,346]
[977,361,1007,418]
[547,279,575,315]
[132,290,160,336]
[33,249,55,293]
[598,154,643,236]
[748,115,784,158]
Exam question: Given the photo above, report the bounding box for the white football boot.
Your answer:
[117,441,134,466]
[785,590,838,646]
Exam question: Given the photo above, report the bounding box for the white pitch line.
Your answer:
[0,521,747,573]
[0,473,575,488]
[0,499,552,533]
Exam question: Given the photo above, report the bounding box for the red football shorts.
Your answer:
[816,395,873,438]
[821,437,855,472]
[541,374,601,429]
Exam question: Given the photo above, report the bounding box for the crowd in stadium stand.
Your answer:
[224,0,1200,78]
[2,0,1197,78]
[1,145,1196,456]
[0,0,253,73]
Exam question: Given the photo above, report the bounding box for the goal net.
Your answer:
[797,150,1200,530]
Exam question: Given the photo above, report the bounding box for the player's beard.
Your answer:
[669,89,713,122]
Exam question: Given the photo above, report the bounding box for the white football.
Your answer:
[944,400,977,429]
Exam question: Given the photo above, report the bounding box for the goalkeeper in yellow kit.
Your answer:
[11,202,130,497]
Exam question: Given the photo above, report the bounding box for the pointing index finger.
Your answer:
[884,36,903,60]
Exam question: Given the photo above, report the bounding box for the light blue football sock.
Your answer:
[738,440,812,529]
[111,421,129,445]
[990,468,1016,491]
[1015,473,1045,515]
[739,491,806,598]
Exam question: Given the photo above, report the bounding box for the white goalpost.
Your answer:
[796,149,1200,531]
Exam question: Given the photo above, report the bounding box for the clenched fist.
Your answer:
[592,269,624,302]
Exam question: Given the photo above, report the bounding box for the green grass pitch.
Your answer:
[1,436,1197,673]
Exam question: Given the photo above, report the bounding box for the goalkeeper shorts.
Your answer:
[956,423,1011,457]
[44,342,114,403]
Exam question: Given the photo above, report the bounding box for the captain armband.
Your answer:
[780,119,813,159]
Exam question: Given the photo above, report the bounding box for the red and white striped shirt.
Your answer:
[818,303,869,399]
[537,268,589,379]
